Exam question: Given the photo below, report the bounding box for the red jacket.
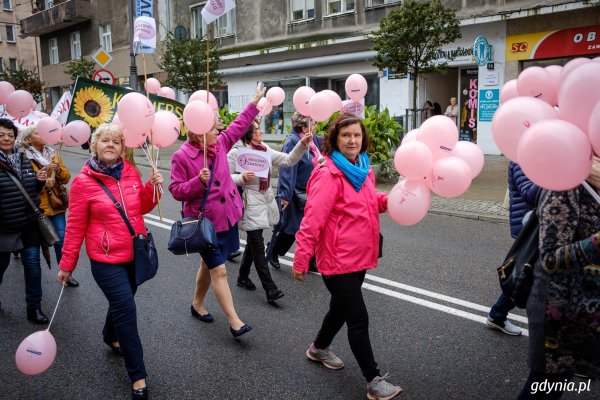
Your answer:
[293,156,388,276]
[59,161,159,272]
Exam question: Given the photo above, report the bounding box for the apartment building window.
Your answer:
[0,58,3,74]
[191,4,235,38]
[9,58,17,71]
[367,0,400,6]
[99,24,112,52]
[71,31,81,59]
[5,25,15,43]
[3,0,12,11]
[290,0,314,21]
[49,38,59,64]
[326,0,355,14]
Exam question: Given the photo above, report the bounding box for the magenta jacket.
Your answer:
[293,156,388,276]
[169,103,259,232]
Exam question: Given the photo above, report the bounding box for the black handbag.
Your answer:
[7,172,60,246]
[293,187,307,210]
[94,178,158,286]
[496,212,539,308]
[167,165,217,256]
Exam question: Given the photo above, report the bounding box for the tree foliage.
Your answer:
[159,30,224,93]
[64,57,97,83]
[371,0,461,127]
[1,62,45,103]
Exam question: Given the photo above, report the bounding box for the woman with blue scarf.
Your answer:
[292,114,402,400]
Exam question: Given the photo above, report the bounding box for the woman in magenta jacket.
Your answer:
[58,124,162,399]
[169,83,264,338]
[292,114,402,400]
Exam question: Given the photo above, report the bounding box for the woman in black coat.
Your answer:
[0,118,49,323]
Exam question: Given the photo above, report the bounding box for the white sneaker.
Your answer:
[486,316,522,336]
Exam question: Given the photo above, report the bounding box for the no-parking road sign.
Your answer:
[93,69,116,85]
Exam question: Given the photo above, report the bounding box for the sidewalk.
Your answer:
[63,143,509,224]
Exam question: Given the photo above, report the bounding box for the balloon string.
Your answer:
[583,181,600,205]
[47,285,64,332]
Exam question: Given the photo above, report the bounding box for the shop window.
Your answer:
[290,0,315,21]
[49,38,59,64]
[326,0,355,15]
[191,3,235,38]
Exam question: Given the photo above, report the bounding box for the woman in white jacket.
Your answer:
[228,119,312,303]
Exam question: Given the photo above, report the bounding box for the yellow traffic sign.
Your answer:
[92,48,113,68]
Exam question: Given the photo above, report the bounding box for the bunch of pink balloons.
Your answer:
[388,115,483,225]
[492,58,600,191]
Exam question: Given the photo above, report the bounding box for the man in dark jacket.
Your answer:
[0,118,49,324]
[486,161,541,335]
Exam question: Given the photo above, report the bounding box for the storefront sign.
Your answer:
[473,36,493,66]
[459,69,479,142]
[478,89,499,122]
[235,148,272,178]
[432,46,475,66]
[483,71,499,86]
[506,24,600,61]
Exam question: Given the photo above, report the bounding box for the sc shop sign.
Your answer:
[511,42,528,53]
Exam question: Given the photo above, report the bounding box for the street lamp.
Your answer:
[128,0,138,90]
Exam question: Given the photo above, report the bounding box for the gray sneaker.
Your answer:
[367,374,403,400]
[486,316,522,336]
[306,343,344,370]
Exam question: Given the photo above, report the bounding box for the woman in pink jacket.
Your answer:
[169,83,264,338]
[58,124,162,400]
[292,114,402,400]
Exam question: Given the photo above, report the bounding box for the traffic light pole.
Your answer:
[128,0,138,90]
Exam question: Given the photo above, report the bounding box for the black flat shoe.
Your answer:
[190,305,214,322]
[266,288,284,303]
[103,340,123,356]
[230,324,252,338]
[131,386,148,399]
[236,276,256,291]
[66,277,79,287]
[227,250,242,262]
[26,308,49,325]
[269,254,281,270]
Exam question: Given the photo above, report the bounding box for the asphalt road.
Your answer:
[0,151,597,400]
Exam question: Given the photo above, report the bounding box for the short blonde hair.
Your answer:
[90,123,125,157]
[17,124,38,148]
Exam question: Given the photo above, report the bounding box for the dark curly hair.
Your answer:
[241,118,260,145]
[322,113,369,156]
[0,118,18,137]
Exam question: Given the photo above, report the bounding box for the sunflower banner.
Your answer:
[67,77,187,139]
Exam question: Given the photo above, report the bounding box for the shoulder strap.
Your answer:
[6,172,41,215]
[92,177,136,238]
[180,159,215,217]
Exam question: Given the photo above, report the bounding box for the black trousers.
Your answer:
[314,270,380,382]
[239,229,277,292]
[271,231,296,257]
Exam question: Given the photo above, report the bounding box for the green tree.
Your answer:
[64,57,97,83]
[1,62,45,103]
[371,0,461,127]
[159,30,224,93]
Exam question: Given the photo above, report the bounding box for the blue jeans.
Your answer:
[489,292,515,323]
[91,260,147,383]
[48,213,66,264]
[0,246,43,309]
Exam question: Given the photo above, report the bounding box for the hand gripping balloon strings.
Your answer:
[47,285,65,331]
[308,118,325,165]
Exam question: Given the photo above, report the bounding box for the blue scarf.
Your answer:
[87,157,124,181]
[330,151,370,192]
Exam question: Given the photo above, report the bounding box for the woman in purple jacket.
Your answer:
[169,83,264,338]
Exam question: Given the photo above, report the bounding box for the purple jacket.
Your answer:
[169,103,259,232]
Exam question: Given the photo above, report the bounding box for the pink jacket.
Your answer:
[169,103,259,232]
[293,156,388,276]
[59,161,159,272]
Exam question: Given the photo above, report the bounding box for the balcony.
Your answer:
[21,0,93,37]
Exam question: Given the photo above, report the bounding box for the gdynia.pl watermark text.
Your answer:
[530,379,591,395]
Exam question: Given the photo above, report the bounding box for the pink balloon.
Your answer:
[323,90,343,112]
[401,129,418,146]
[257,98,273,117]
[0,81,15,104]
[159,87,176,100]
[500,79,519,104]
[144,78,161,94]
[450,141,484,178]
[394,141,433,180]
[517,66,557,106]
[111,114,124,128]
[588,103,600,156]
[387,179,431,225]
[293,86,315,116]
[34,111,49,119]
[6,90,34,118]
[544,65,563,82]
[429,156,472,198]
[117,92,156,135]
[417,115,459,160]
[266,87,286,107]
[309,92,334,122]
[341,100,364,117]
[151,111,181,148]
[557,62,600,132]
[37,117,62,145]
[62,120,91,146]
[15,330,57,376]
[560,57,591,81]
[189,90,218,112]
[345,74,368,102]
[123,129,147,147]
[518,119,592,191]
[491,96,559,162]
[183,100,215,134]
